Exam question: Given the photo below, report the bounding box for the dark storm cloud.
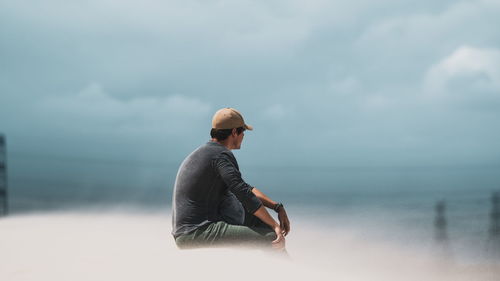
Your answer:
[1,0,500,167]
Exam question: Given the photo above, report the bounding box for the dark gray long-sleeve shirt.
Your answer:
[171,141,262,238]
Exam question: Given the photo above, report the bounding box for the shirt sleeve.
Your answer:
[213,152,262,214]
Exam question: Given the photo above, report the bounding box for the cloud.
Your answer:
[1,0,500,167]
[423,46,500,108]
[261,104,294,121]
[354,0,500,87]
[37,82,212,136]
[329,77,361,96]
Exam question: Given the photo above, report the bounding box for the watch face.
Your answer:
[274,203,283,211]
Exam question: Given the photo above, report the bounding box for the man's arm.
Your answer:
[252,205,285,249]
[214,154,288,247]
[214,154,262,215]
[252,187,291,236]
[251,187,278,208]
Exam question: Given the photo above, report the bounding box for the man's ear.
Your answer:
[231,128,237,136]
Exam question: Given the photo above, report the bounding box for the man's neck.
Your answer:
[210,138,234,150]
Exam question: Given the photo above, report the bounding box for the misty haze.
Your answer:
[1,0,500,280]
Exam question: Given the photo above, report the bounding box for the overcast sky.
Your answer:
[1,0,499,169]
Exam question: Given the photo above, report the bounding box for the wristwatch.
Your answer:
[273,202,284,213]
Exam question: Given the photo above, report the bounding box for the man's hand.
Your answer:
[252,206,287,250]
[272,225,286,250]
[278,208,290,236]
[251,187,291,237]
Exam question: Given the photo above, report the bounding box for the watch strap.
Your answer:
[273,202,283,213]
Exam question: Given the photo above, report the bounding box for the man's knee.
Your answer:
[264,231,277,242]
[174,235,191,249]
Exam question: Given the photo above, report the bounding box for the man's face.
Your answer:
[232,128,245,150]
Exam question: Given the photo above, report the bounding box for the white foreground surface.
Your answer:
[1,211,498,281]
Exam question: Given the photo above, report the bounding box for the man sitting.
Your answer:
[171,107,290,251]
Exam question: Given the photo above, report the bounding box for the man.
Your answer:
[171,107,290,250]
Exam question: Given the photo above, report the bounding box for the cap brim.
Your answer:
[244,124,253,131]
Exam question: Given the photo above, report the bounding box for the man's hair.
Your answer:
[210,127,245,141]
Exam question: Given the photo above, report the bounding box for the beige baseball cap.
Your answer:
[212,107,253,130]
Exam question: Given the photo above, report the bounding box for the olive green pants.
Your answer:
[175,215,276,249]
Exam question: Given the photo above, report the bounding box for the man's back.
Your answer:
[171,141,261,238]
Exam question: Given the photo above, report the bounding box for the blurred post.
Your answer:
[434,200,448,242]
[487,191,500,259]
[433,200,452,260]
[490,192,500,238]
[0,134,7,216]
